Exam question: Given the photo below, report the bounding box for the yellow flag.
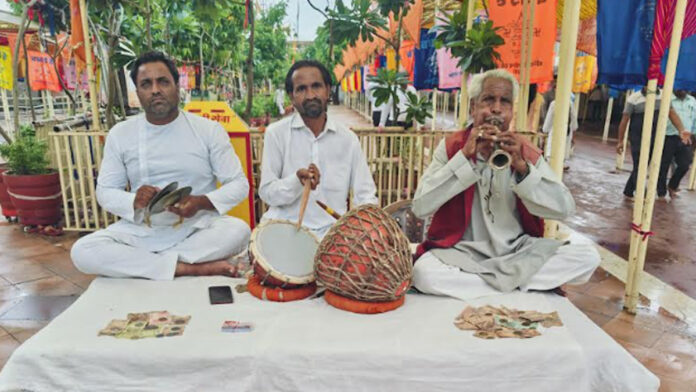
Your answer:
[0,46,13,90]
[572,56,596,94]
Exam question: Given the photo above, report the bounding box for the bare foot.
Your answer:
[175,260,238,277]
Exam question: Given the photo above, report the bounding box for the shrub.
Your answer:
[0,125,50,175]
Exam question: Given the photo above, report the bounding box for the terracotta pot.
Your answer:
[1,171,61,226]
[0,166,17,219]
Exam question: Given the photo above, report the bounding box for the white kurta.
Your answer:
[259,113,378,237]
[412,139,599,300]
[70,111,251,280]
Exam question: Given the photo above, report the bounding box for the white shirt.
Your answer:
[259,112,378,236]
[381,85,418,125]
[96,111,249,251]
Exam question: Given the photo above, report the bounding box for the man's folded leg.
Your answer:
[413,251,502,301]
[71,230,178,280]
[520,243,600,292]
[170,216,250,264]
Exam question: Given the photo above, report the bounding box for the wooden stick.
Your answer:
[626,0,688,313]
[602,97,614,142]
[687,149,696,190]
[297,180,311,228]
[544,0,580,239]
[458,0,475,127]
[79,0,99,131]
[616,92,632,170]
[316,200,341,220]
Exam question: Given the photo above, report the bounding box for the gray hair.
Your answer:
[468,69,519,101]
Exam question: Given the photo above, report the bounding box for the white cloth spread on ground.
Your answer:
[259,112,377,238]
[0,277,658,392]
[412,139,599,296]
[70,111,250,280]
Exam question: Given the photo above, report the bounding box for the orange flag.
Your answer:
[488,0,556,84]
[27,51,61,92]
[70,0,86,72]
[402,0,424,48]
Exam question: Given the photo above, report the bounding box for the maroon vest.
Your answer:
[414,127,545,260]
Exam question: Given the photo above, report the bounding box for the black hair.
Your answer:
[129,51,179,86]
[285,60,332,95]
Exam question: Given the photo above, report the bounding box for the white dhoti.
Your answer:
[71,216,251,281]
[413,243,600,301]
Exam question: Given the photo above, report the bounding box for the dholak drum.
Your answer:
[315,204,413,314]
[248,220,319,301]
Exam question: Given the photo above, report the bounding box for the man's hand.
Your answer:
[461,124,499,159]
[134,185,160,210]
[168,195,214,218]
[616,143,624,154]
[680,130,692,145]
[497,132,529,175]
[296,163,320,190]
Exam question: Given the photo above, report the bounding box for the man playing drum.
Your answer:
[71,51,251,280]
[411,69,600,300]
[259,60,378,238]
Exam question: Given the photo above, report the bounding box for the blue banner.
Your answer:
[597,0,656,90]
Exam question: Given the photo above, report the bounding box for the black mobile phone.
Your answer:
[208,286,234,305]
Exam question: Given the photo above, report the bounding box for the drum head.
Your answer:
[256,221,318,280]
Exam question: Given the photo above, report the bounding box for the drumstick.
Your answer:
[316,200,342,220]
[297,180,312,229]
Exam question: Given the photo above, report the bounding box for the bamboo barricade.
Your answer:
[52,126,447,232]
[625,0,688,313]
[602,97,614,142]
[544,0,580,239]
[352,127,447,206]
[49,130,117,231]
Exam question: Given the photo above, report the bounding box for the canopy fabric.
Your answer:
[647,0,696,84]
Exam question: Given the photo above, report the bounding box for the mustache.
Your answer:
[484,115,504,127]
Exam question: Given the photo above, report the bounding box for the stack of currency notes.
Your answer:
[99,311,191,339]
[454,305,563,339]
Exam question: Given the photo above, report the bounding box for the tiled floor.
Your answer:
[0,220,694,390]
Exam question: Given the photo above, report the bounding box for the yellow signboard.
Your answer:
[0,46,13,90]
[183,101,255,228]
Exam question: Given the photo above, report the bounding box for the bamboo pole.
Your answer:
[431,89,438,130]
[516,0,530,132]
[602,96,614,142]
[522,0,537,131]
[544,0,581,238]
[62,136,80,227]
[623,81,657,299]
[688,152,696,190]
[1,89,11,135]
[52,135,71,228]
[625,0,688,313]
[79,0,100,130]
[458,0,476,127]
[616,91,632,170]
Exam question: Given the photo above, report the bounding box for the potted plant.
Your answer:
[0,124,61,226]
[431,4,505,74]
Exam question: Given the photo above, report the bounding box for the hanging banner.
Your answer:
[648,0,696,90]
[400,40,416,82]
[488,0,557,84]
[0,46,13,90]
[27,51,61,92]
[572,55,596,93]
[596,0,654,89]
[63,58,88,91]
